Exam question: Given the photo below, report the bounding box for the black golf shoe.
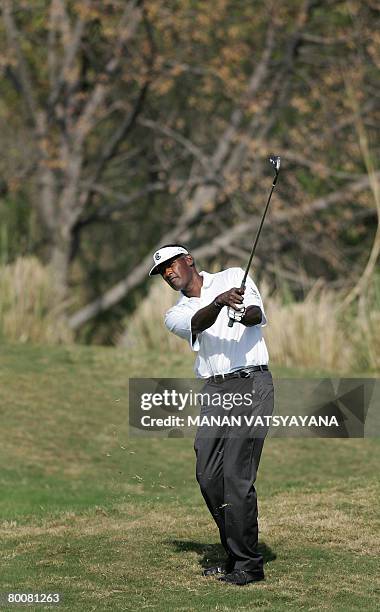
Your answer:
[202,558,235,577]
[219,569,265,586]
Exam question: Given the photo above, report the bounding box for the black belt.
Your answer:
[208,365,269,383]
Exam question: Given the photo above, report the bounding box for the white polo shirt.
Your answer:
[164,267,269,378]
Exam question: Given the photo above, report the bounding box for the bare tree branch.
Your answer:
[48,0,60,90]
[47,0,91,109]
[68,172,379,329]
[76,182,167,226]
[71,0,143,151]
[223,244,318,288]
[341,84,380,308]
[1,0,38,124]
[211,20,276,171]
[79,80,150,209]
[138,118,210,173]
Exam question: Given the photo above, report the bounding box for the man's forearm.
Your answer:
[241,306,262,327]
[191,301,222,334]
[191,287,247,335]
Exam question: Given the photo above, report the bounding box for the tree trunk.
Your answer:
[50,226,72,305]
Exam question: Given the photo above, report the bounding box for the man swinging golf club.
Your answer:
[148,157,279,586]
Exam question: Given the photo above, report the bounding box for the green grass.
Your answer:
[0,344,379,611]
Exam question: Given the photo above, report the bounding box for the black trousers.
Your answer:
[194,370,274,573]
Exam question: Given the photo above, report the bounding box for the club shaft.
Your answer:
[228,171,279,328]
[241,179,276,287]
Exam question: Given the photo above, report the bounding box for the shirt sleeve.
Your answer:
[164,300,201,351]
[243,271,267,326]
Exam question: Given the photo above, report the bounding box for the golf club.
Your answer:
[228,155,281,328]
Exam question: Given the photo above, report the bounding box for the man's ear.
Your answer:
[185,254,194,267]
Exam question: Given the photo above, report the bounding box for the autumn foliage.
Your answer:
[0,0,378,342]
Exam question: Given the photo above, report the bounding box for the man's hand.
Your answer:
[227,305,246,322]
[192,287,247,335]
[215,287,245,310]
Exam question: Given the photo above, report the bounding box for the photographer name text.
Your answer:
[140,414,339,428]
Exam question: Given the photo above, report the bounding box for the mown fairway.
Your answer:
[0,345,379,611]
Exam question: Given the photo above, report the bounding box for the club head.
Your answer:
[269,155,281,173]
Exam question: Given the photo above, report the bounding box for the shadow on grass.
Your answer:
[168,539,276,569]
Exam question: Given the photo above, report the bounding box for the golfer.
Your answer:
[149,244,274,586]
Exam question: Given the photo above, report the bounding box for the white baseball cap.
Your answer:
[149,246,189,276]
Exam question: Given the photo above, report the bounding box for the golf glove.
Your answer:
[227,305,245,322]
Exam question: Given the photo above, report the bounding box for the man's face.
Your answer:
[158,255,194,290]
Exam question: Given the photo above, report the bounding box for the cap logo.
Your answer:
[149,245,188,276]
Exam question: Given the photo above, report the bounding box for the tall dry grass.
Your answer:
[2,256,378,371]
[121,278,380,373]
[0,256,72,344]
[121,278,189,355]
[263,283,380,372]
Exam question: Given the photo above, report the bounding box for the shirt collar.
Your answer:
[199,270,214,288]
[177,270,214,301]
